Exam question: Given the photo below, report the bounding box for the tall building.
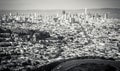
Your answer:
[104,13,108,19]
[62,10,66,15]
[85,8,87,15]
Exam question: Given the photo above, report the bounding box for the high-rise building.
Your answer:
[85,8,87,15]
[62,10,66,15]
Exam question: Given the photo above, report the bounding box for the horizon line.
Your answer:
[0,8,120,10]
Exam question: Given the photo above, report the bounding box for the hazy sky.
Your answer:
[0,0,120,10]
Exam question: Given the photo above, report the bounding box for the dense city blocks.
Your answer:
[0,9,120,71]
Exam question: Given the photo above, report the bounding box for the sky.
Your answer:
[0,0,120,10]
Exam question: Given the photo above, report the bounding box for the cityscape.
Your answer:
[0,0,120,71]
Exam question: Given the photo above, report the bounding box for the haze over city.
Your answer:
[0,0,120,10]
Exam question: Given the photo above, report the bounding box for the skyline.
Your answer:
[0,0,120,10]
